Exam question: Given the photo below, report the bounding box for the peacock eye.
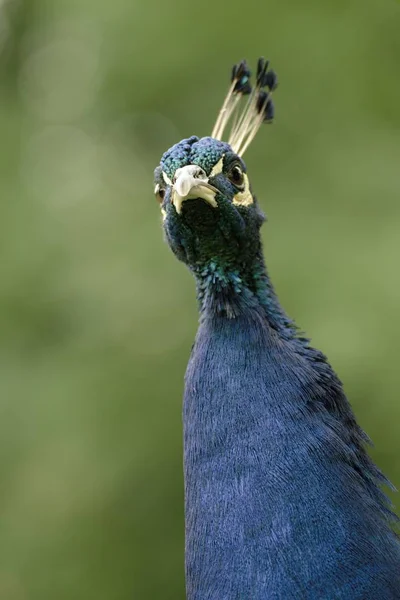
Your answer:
[228,165,244,188]
[154,183,166,204]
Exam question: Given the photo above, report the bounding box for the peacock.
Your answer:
[154,58,400,599]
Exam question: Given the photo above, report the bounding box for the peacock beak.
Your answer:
[171,165,219,214]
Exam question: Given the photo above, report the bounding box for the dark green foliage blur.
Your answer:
[0,0,399,597]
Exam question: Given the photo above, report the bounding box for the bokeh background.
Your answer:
[0,0,399,597]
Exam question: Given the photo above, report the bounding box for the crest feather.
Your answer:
[211,58,278,156]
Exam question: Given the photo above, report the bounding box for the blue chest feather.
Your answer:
[184,300,400,600]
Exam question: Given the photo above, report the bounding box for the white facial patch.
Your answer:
[209,156,224,177]
[162,171,173,186]
[232,173,253,206]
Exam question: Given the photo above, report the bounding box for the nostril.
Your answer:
[195,168,207,180]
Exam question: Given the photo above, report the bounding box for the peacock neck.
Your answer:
[192,252,297,338]
[184,257,400,600]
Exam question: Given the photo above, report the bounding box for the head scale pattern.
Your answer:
[160,136,231,181]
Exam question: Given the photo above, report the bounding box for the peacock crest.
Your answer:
[211,58,278,155]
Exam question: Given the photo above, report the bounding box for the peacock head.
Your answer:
[154,59,278,273]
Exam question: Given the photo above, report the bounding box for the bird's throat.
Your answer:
[193,254,295,336]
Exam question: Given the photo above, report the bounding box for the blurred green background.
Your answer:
[0,0,399,597]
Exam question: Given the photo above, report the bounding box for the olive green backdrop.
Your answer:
[0,0,399,598]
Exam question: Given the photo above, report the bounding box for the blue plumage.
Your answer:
[185,291,400,599]
[154,61,400,599]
